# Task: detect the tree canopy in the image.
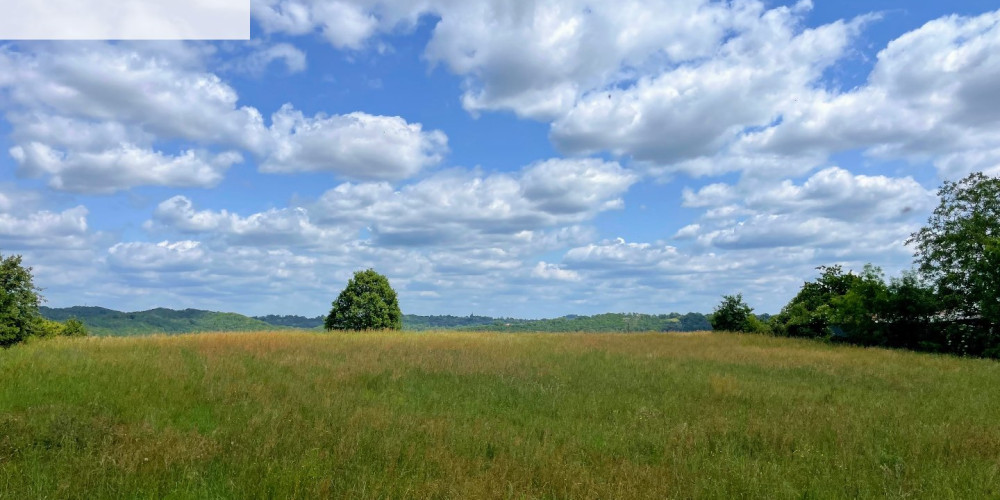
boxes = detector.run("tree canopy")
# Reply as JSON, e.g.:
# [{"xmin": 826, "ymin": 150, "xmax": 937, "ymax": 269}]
[
  {"xmin": 908, "ymin": 172, "xmax": 1000, "ymax": 326},
  {"xmin": 325, "ymin": 269, "xmax": 402, "ymax": 331},
  {"xmin": 710, "ymin": 293, "xmax": 754, "ymax": 332},
  {"xmin": 769, "ymin": 265, "xmax": 887, "ymax": 341},
  {"xmin": 0, "ymin": 253, "xmax": 42, "ymax": 348}
]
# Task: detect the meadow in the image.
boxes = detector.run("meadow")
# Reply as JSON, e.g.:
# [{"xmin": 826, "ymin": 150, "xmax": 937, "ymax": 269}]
[{"xmin": 1, "ymin": 331, "xmax": 999, "ymax": 498}]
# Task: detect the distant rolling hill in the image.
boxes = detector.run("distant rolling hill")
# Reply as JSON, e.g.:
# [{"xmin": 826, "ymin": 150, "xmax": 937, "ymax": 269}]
[
  {"xmin": 253, "ymin": 313, "xmax": 714, "ymax": 332},
  {"xmin": 40, "ymin": 306, "xmax": 277, "ymax": 337},
  {"xmin": 40, "ymin": 307, "xmax": 714, "ymax": 336},
  {"xmin": 252, "ymin": 314, "xmax": 325, "ymax": 329}
]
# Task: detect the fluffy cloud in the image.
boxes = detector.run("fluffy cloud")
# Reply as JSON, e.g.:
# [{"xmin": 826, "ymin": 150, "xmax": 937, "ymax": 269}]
[
  {"xmin": 531, "ymin": 168, "xmax": 939, "ymax": 313},
  {"xmin": 146, "ymin": 158, "xmax": 632, "ymax": 253},
  {"xmin": 0, "ymin": 185, "xmax": 108, "ymax": 304},
  {"xmin": 0, "ymin": 43, "xmax": 266, "ymax": 147},
  {"xmin": 681, "ymin": 167, "xmax": 936, "ymax": 222},
  {"xmin": 246, "ymin": 2, "xmax": 1000, "ymax": 182},
  {"xmin": 550, "ymin": 6, "xmax": 863, "ymax": 168},
  {"xmin": 10, "ymin": 142, "xmax": 241, "ymax": 194},
  {"xmin": 260, "ymin": 105, "xmax": 448, "ymax": 180},
  {"xmin": 0, "ymin": 205, "xmax": 90, "ymax": 250},
  {"xmin": 123, "ymin": 157, "xmax": 636, "ymax": 314},
  {"xmin": 250, "ymin": 0, "xmax": 833, "ymax": 125},
  {"xmin": 149, "ymin": 195, "xmax": 351, "ymax": 248},
  {"xmin": 0, "ymin": 42, "xmax": 447, "ymax": 191},
  {"xmin": 558, "ymin": 237, "xmax": 818, "ymax": 312},
  {"xmin": 741, "ymin": 9, "xmax": 1000, "ymax": 179},
  {"xmin": 8, "ymin": 3, "xmax": 1000, "ymax": 319},
  {"xmin": 107, "ymin": 240, "xmax": 207, "ymax": 273},
  {"xmin": 104, "ymin": 240, "xmax": 326, "ymax": 313},
  {"xmin": 672, "ymin": 168, "xmax": 934, "ymax": 266},
  {"xmin": 108, "ymin": 239, "xmax": 327, "ymax": 284},
  {"xmin": 311, "ymin": 158, "xmax": 636, "ymax": 247},
  {"xmin": 227, "ymin": 42, "xmax": 308, "ymax": 75},
  {"xmin": 531, "ymin": 261, "xmax": 580, "ymax": 282}
]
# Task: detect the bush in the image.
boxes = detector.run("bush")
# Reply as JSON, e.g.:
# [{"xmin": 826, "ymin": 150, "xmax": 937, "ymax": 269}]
[
  {"xmin": 35, "ymin": 318, "xmax": 63, "ymax": 338},
  {"xmin": 33, "ymin": 317, "xmax": 89, "ymax": 339},
  {"xmin": 62, "ymin": 318, "xmax": 88, "ymax": 337},
  {"xmin": 743, "ymin": 314, "xmax": 771, "ymax": 334},
  {"xmin": 325, "ymin": 269, "xmax": 403, "ymax": 331}
]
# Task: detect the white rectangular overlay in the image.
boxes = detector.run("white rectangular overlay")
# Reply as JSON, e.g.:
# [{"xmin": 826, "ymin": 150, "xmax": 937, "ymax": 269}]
[{"xmin": 0, "ymin": 0, "xmax": 249, "ymax": 40}]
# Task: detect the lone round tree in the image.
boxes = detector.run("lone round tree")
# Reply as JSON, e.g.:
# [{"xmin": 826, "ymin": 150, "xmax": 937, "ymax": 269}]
[{"xmin": 325, "ymin": 269, "xmax": 402, "ymax": 331}]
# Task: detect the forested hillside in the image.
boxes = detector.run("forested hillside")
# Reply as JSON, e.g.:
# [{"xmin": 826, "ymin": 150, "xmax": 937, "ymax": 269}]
[
  {"xmin": 253, "ymin": 314, "xmax": 325, "ymax": 329},
  {"xmin": 259, "ymin": 312, "xmax": 713, "ymax": 332},
  {"xmin": 39, "ymin": 306, "xmax": 276, "ymax": 336},
  {"xmin": 402, "ymin": 314, "xmax": 503, "ymax": 330}
]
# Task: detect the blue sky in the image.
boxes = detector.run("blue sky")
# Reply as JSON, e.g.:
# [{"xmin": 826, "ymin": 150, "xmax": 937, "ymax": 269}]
[{"xmin": 2, "ymin": 1, "xmax": 999, "ymax": 318}]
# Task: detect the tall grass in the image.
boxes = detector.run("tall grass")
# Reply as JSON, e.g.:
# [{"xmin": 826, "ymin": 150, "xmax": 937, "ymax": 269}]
[{"xmin": 1, "ymin": 331, "xmax": 999, "ymax": 498}]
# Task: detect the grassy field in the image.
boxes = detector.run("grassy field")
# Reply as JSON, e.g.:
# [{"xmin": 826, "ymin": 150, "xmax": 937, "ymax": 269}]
[{"xmin": 1, "ymin": 331, "xmax": 999, "ymax": 499}]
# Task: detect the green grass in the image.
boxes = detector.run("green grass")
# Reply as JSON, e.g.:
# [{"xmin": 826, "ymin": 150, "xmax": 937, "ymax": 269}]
[{"xmin": 2, "ymin": 331, "xmax": 999, "ymax": 498}]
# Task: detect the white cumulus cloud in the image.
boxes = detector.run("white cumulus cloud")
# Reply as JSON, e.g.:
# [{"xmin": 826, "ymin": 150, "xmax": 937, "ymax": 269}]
[{"xmin": 260, "ymin": 104, "xmax": 448, "ymax": 180}]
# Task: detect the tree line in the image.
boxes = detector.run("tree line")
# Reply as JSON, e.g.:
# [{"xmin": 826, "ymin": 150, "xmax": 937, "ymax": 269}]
[
  {"xmin": 712, "ymin": 172, "xmax": 1000, "ymax": 359},
  {"xmin": 321, "ymin": 270, "xmax": 714, "ymax": 333},
  {"xmin": 465, "ymin": 312, "xmax": 711, "ymax": 333}
]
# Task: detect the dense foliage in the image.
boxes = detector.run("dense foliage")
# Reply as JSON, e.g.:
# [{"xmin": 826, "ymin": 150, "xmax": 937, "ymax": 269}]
[
  {"xmin": 768, "ymin": 265, "xmax": 886, "ymax": 342},
  {"xmin": 1, "ymin": 253, "xmax": 86, "ymax": 347},
  {"xmin": 325, "ymin": 269, "xmax": 403, "ymax": 331},
  {"xmin": 726, "ymin": 172, "xmax": 1000, "ymax": 358},
  {"xmin": 35, "ymin": 318, "xmax": 88, "ymax": 338},
  {"xmin": 768, "ymin": 263, "xmax": 999, "ymax": 357},
  {"xmin": 710, "ymin": 294, "xmax": 759, "ymax": 333},
  {"xmin": 908, "ymin": 172, "xmax": 1000, "ymax": 351}
]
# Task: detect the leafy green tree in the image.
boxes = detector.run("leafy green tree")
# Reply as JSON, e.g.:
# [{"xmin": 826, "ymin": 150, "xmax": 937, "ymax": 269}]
[
  {"xmin": 771, "ymin": 265, "xmax": 867, "ymax": 339},
  {"xmin": 325, "ymin": 269, "xmax": 403, "ymax": 331},
  {"xmin": 907, "ymin": 172, "xmax": 1000, "ymax": 351},
  {"xmin": 710, "ymin": 293, "xmax": 754, "ymax": 332},
  {"xmin": 828, "ymin": 265, "xmax": 890, "ymax": 345},
  {"xmin": 0, "ymin": 253, "xmax": 42, "ymax": 348}
]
